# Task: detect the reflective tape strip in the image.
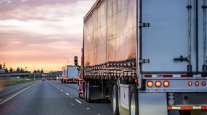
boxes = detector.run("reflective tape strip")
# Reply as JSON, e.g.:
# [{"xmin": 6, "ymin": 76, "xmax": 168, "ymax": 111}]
[
  {"xmin": 181, "ymin": 74, "xmax": 193, "ymax": 77},
  {"xmin": 193, "ymin": 106, "xmax": 201, "ymax": 109},
  {"xmin": 152, "ymin": 75, "xmax": 157, "ymax": 78},
  {"xmin": 180, "ymin": 106, "xmax": 193, "ymax": 110},
  {"xmin": 163, "ymin": 74, "xmax": 173, "ymax": 77},
  {"xmin": 168, "ymin": 106, "xmax": 207, "ymax": 110},
  {"xmin": 173, "ymin": 74, "xmax": 182, "ymax": 78},
  {"xmin": 201, "ymin": 106, "xmax": 207, "ymax": 110},
  {"xmin": 172, "ymin": 107, "xmax": 181, "ymax": 110},
  {"xmin": 144, "ymin": 74, "xmax": 199, "ymax": 78},
  {"xmin": 144, "ymin": 74, "xmax": 152, "ymax": 77},
  {"xmin": 168, "ymin": 106, "xmax": 181, "ymax": 110}
]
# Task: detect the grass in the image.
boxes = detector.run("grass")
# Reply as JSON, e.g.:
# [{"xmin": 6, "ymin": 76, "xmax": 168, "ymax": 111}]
[{"xmin": 0, "ymin": 77, "xmax": 34, "ymax": 87}]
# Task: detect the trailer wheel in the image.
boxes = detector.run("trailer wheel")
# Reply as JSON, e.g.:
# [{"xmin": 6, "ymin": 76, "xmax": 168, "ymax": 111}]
[
  {"xmin": 129, "ymin": 86, "xmax": 138, "ymax": 115},
  {"xmin": 112, "ymin": 84, "xmax": 119, "ymax": 115},
  {"xmin": 84, "ymin": 82, "xmax": 87, "ymax": 100}
]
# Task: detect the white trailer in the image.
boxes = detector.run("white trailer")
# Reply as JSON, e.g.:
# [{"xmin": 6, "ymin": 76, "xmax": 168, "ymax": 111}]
[
  {"xmin": 61, "ymin": 65, "xmax": 80, "ymax": 83},
  {"xmin": 82, "ymin": 0, "xmax": 207, "ymax": 115}
]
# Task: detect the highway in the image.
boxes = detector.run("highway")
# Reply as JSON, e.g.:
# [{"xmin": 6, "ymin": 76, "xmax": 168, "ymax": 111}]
[{"xmin": 0, "ymin": 80, "xmax": 112, "ymax": 115}]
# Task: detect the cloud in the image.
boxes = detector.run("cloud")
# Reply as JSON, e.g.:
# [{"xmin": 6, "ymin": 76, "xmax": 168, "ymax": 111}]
[
  {"xmin": 0, "ymin": 0, "xmax": 95, "ymax": 21},
  {"xmin": 0, "ymin": 0, "xmax": 96, "ymax": 71}
]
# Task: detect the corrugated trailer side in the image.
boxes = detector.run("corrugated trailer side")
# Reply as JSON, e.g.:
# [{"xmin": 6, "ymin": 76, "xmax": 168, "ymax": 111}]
[{"xmin": 83, "ymin": 0, "xmax": 137, "ymax": 80}]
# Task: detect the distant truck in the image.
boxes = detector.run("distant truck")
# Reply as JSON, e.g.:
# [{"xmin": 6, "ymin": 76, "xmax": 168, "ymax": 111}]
[
  {"xmin": 61, "ymin": 65, "xmax": 80, "ymax": 84},
  {"xmin": 80, "ymin": 0, "xmax": 207, "ymax": 115}
]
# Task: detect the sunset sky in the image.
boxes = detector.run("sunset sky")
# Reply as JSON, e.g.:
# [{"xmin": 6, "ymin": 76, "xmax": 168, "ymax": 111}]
[{"xmin": 0, "ymin": 0, "xmax": 95, "ymax": 72}]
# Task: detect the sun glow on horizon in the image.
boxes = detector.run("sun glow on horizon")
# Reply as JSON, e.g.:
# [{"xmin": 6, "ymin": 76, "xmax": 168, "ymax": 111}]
[{"xmin": 3, "ymin": 62, "xmax": 67, "ymax": 72}]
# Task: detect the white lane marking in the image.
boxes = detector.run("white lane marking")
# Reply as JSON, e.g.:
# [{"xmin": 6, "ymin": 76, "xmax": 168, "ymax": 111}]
[
  {"xmin": 49, "ymin": 83, "xmax": 67, "ymax": 95},
  {"xmin": 75, "ymin": 98, "xmax": 82, "ymax": 104},
  {"xmin": 0, "ymin": 85, "xmax": 33, "ymax": 105},
  {"xmin": 86, "ymin": 107, "xmax": 91, "ymax": 111},
  {"xmin": 97, "ymin": 113, "xmax": 101, "ymax": 115},
  {"xmin": 65, "ymin": 93, "xmax": 70, "ymax": 96},
  {"xmin": 50, "ymin": 84, "xmax": 62, "ymax": 93},
  {"xmin": 49, "ymin": 83, "xmax": 72, "ymax": 98}
]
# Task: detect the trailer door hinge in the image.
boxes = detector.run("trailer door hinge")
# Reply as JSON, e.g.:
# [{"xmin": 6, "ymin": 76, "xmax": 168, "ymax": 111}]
[
  {"xmin": 173, "ymin": 55, "xmax": 189, "ymax": 63},
  {"xmin": 139, "ymin": 22, "xmax": 151, "ymax": 28},
  {"xmin": 202, "ymin": 5, "xmax": 207, "ymax": 9},
  {"xmin": 140, "ymin": 58, "xmax": 150, "ymax": 64}
]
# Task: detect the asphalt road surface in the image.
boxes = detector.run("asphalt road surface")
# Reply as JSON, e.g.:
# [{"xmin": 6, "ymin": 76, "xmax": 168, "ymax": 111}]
[{"xmin": 0, "ymin": 80, "xmax": 112, "ymax": 115}]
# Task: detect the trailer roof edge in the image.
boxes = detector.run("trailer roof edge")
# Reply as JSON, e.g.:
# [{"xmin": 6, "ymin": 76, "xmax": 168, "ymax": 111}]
[{"xmin": 84, "ymin": 0, "xmax": 103, "ymax": 22}]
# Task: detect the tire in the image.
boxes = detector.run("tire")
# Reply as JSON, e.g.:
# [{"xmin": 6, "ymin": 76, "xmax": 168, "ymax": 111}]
[
  {"xmin": 85, "ymin": 81, "xmax": 91, "ymax": 102},
  {"xmin": 84, "ymin": 82, "xmax": 87, "ymax": 100},
  {"xmin": 112, "ymin": 84, "xmax": 119, "ymax": 115},
  {"xmin": 129, "ymin": 86, "xmax": 138, "ymax": 115}
]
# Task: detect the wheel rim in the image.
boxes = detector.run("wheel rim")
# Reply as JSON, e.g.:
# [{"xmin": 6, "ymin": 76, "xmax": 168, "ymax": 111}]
[{"xmin": 130, "ymin": 94, "xmax": 136, "ymax": 115}]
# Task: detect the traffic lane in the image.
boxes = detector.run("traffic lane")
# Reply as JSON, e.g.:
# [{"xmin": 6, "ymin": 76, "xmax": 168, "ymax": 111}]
[
  {"xmin": 0, "ymin": 81, "xmax": 85, "ymax": 115},
  {"xmin": 0, "ymin": 80, "xmax": 108, "ymax": 115},
  {"xmin": 49, "ymin": 80, "xmax": 79, "ymax": 97},
  {"xmin": 50, "ymin": 80, "xmax": 113, "ymax": 115},
  {"xmin": 0, "ymin": 81, "xmax": 35, "ymax": 99}
]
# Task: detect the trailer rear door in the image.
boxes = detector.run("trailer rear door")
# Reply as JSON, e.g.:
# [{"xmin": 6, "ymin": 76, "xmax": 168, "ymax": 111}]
[
  {"xmin": 141, "ymin": 0, "xmax": 196, "ymax": 73},
  {"xmin": 198, "ymin": 0, "xmax": 207, "ymax": 73}
]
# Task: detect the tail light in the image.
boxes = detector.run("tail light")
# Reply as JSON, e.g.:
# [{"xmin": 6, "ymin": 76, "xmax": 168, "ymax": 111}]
[
  {"xmin": 163, "ymin": 81, "xmax": 170, "ymax": 87},
  {"xmin": 195, "ymin": 81, "xmax": 199, "ymax": 86},
  {"xmin": 146, "ymin": 81, "xmax": 153, "ymax": 87},
  {"xmin": 188, "ymin": 81, "xmax": 193, "ymax": 87},
  {"xmin": 202, "ymin": 81, "xmax": 206, "ymax": 86},
  {"xmin": 155, "ymin": 81, "xmax": 162, "ymax": 87}
]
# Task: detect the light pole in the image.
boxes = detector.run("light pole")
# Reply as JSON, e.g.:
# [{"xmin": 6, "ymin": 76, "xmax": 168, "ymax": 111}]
[
  {"xmin": 33, "ymin": 71, "xmax": 35, "ymax": 80},
  {"xmin": 33, "ymin": 66, "xmax": 36, "ymax": 80}
]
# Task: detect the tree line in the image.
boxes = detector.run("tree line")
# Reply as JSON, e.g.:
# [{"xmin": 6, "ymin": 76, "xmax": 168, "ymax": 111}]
[{"xmin": 0, "ymin": 63, "xmax": 29, "ymax": 73}]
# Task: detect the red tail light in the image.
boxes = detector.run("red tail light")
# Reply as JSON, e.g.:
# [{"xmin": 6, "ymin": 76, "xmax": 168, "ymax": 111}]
[
  {"xmin": 195, "ymin": 81, "xmax": 199, "ymax": 86},
  {"xmin": 201, "ymin": 81, "xmax": 206, "ymax": 86}
]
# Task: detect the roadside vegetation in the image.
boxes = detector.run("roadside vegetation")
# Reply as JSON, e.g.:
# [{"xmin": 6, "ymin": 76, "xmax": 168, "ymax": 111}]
[{"xmin": 0, "ymin": 77, "xmax": 34, "ymax": 87}]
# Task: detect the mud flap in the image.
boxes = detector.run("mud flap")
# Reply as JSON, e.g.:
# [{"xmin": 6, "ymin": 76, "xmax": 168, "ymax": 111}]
[{"xmin": 138, "ymin": 93, "xmax": 168, "ymax": 115}]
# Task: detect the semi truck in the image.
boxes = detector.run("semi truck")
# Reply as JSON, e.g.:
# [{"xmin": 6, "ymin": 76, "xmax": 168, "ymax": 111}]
[
  {"xmin": 80, "ymin": 0, "xmax": 207, "ymax": 115},
  {"xmin": 61, "ymin": 65, "xmax": 80, "ymax": 84}
]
